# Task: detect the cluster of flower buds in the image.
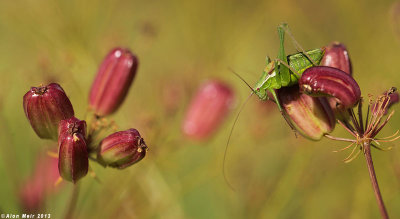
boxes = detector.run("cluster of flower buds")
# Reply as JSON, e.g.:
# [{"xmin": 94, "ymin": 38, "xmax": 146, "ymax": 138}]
[
  {"xmin": 277, "ymin": 42, "xmax": 399, "ymax": 142},
  {"xmin": 182, "ymin": 80, "xmax": 235, "ymax": 141},
  {"xmin": 23, "ymin": 47, "xmax": 147, "ymax": 183},
  {"xmin": 275, "ymin": 42, "xmax": 360, "ymax": 140}
]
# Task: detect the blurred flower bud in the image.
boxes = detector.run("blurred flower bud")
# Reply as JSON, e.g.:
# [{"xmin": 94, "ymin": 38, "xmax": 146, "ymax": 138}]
[
  {"xmin": 58, "ymin": 118, "xmax": 88, "ymax": 183},
  {"xmin": 23, "ymin": 83, "xmax": 74, "ymax": 140},
  {"xmin": 89, "ymin": 48, "xmax": 138, "ymax": 116},
  {"xmin": 98, "ymin": 129, "xmax": 147, "ymax": 169},
  {"xmin": 321, "ymin": 42, "xmax": 352, "ymax": 75},
  {"xmin": 277, "ymin": 85, "xmax": 336, "ymax": 140},
  {"xmin": 19, "ymin": 151, "xmax": 62, "ymax": 212},
  {"xmin": 182, "ymin": 80, "xmax": 235, "ymax": 141},
  {"xmin": 300, "ymin": 66, "xmax": 361, "ymax": 109}
]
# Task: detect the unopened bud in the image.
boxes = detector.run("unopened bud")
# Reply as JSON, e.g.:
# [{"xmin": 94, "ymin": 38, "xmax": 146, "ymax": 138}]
[
  {"xmin": 277, "ymin": 85, "xmax": 335, "ymax": 140},
  {"xmin": 23, "ymin": 83, "xmax": 74, "ymax": 140},
  {"xmin": 300, "ymin": 66, "xmax": 361, "ymax": 109},
  {"xmin": 98, "ymin": 129, "xmax": 147, "ymax": 169},
  {"xmin": 321, "ymin": 42, "xmax": 353, "ymax": 120},
  {"xmin": 89, "ymin": 48, "xmax": 138, "ymax": 116},
  {"xmin": 58, "ymin": 116, "xmax": 87, "ymax": 146},
  {"xmin": 321, "ymin": 42, "xmax": 352, "ymax": 75},
  {"xmin": 182, "ymin": 80, "xmax": 235, "ymax": 141},
  {"xmin": 58, "ymin": 118, "xmax": 88, "ymax": 183}
]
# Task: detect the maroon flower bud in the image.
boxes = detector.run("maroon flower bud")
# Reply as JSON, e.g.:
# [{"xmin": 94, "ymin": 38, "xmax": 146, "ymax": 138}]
[
  {"xmin": 182, "ymin": 80, "xmax": 235, "ymax": 141},
  {"xmin": 277, "ymin": 85, "xmax": 335, "ymax": 140},
  {"xmin": 98, "ymin": 129, "xmax": 147, "ymax": 169},
  {"xmin": 58, "ymin": 118, "xmax": 88, "ymax": 183},
  {"xmin": 321, "ymin": 42, "xmax": 353, "ymax": 121},
  {"xmin": 23, "ymin": 83, "xmax": 74, "ymax": 140},
  {"xmin": 58, "ymin": 116, "xmax": 87, "ymax": 146},
  {"xmin": 299, "ymin": 66, "xmax": 361, "ymax": 109},
  {"xmin": 321, "ymin": 42, "xmax": 352, "ymax": 75},
  {"xmin": 89, "ymin": 48, "xmax": 138, "ymax": 116}
]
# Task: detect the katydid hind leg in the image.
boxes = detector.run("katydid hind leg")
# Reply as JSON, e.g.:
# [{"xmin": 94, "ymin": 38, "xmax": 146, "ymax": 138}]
[
  {"xmin": 280, "ymin": 23, "xmax": 318, "ymax": 66},
  {"xmin": 276, "ymin": 24, "xmax": 291, "ymax": 86},
  {"xmin": 269, "ymin": 89, "xmax": 298, "ymax": 136}
]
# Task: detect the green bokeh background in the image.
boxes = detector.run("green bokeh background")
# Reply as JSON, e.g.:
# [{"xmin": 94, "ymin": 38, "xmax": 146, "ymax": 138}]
[{"xmin": 1, "ymin": 0, "xmax": 400, "ymax": 218}]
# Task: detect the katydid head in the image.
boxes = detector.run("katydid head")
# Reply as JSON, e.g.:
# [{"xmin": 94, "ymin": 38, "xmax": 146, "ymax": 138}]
[{"xmin": 254, "ymin": 87, "xmax": 268, "ymax": 101}]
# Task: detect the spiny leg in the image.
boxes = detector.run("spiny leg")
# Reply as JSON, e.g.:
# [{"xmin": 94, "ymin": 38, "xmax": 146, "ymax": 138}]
[
  {"xmin": 278, "ymin": 23, "xmax": 318, "ymax": 66},
  {"xmin": 276, "ymin": 24, "xmax": 290, "ymax": 85}
]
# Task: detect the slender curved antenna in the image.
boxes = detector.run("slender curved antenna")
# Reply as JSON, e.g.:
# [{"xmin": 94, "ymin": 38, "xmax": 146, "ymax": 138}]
[
  {"xmin": 279, "ymin": 23, "xmax": 318, "ymax": 66},
  {"xmin": 223, "ymin": 93, "xmax": 253, "ymax": 191},
  {"xmin": 228, "ymin": 67, "xmax": 256, "ymax": 93}
]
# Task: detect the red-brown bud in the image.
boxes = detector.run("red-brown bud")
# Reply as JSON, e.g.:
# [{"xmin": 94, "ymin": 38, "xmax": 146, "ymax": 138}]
[
  {"xmin": 58, "ymin": 116, "xmax": 87, "ymax": 146},
  {"xmin": 182, "ymin": 80, "xmax": 235, "ymax": 141},
  {"xmin": 321, "ymin": 42, "xmax": 353, "ymax": 121},
  {"xmin": 23, "ymin": 83, "xmax": 74, "ymax": 140},
  {"xmin": 299, "ymin": 66, "xmax": 361, "ymax": 109},
  {"xmin": 277, "ymin": 85, "xmax": 336, "ymax": 140},
  {"xmin": 89, "ymin": 48, "xmax": 138, "ymax": 116},
  {"xmin": 98, "ymin": 129, "xmax": 147, "ymax": 169},
  {"xmin": 321, "ymin": 42, "xmax": 352, "ymax": 75},
  {"xmin": 58, "ymin": 117, "xmax": 88, "ymax": 183}
]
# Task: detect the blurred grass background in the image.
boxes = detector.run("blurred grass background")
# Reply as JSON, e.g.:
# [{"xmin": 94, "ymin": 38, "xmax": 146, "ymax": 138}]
[{"xmin": 1, "ymin": 0, "xmax": 400, "ymax": 218}]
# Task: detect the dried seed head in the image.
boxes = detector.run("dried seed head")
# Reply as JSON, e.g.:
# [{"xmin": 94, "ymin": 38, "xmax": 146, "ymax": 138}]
[
  {"xmin": 277, "ymin": 85, "xmax": 335, "ymax": 140},
  {"xmin": 372, "ymin": 87, "xmax": 399, "ymax": 115},
  {"xmin": 89, "ymin": 48, "xmax": 138, "ymax": 116},
  {"xmin": 299, "ymin": 66, "xmax": 361, "ymax": 109},
  {"xmin": 23, "ymin": 83, "xmax": 74, "ymax": 140},
  {"xmin": 98, "ymin": 129, "xmax": 147, "ymax": 169},
  {"xmin": 58, "ymin": 117, "xmax": 88, "ymax": 183},
  {"xmin": 182, "ymin": 80, "xmax": 235, "ymax": 141}
]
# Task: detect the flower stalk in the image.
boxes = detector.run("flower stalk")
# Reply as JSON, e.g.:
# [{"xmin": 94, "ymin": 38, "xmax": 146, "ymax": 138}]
[
  {"xmin": 323, "ymin": 88, "xmax": 399, "ymax": 218},
  {"xmin": 363, "ymin": 140, "xmax": 389, "ymax": 219}
]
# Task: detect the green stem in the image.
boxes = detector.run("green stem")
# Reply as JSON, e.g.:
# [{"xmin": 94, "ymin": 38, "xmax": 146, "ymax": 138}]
[
  {"xmin": 64, "ymin": 184, "xmax": 80, "ymax": 219},
  {"xmin": 363, "ymin": 141, "xmax": 389, "ymax": 219}
]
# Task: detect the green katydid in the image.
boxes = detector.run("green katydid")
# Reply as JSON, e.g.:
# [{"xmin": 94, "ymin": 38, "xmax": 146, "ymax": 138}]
[
  {"xmin": 249, "ymin": 23, "xmax": 325, "ymax": 112},
  {"xmin": 224, "ymin": 23, "xmax": 325, "ymax": 189}
]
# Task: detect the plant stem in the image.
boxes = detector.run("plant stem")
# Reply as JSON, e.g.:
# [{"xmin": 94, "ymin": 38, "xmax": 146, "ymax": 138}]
[
  {"xmin": 64, "ymin": 184, "xmax": 80, "ymax": 219},
  {"xmin": 363, "ymin": 141, "xmax": 389, "ymax": 219}
]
